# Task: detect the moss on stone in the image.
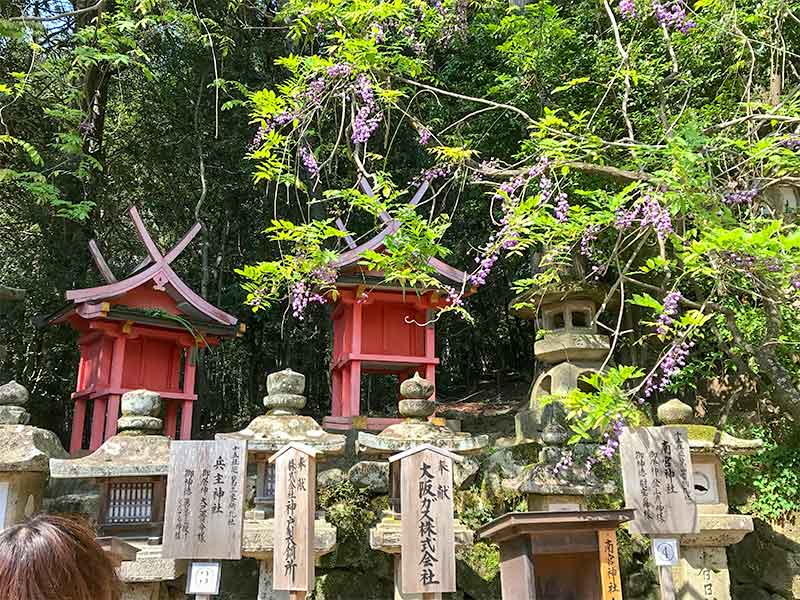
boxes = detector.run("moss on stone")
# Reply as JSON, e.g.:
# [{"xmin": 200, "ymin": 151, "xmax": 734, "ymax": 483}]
[{"xmin": 680, "ymin": 424, "xmax": 719, "ymax": 441}]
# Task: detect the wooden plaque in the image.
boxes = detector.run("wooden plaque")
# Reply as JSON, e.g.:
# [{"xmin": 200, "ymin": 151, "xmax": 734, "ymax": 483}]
[
  {"xmin": 271, "ymin": 443, "xmax": 317, "ymax": 592},
  {"xmin": 619, "ymin": 427, "xmax": 699, "ymax": 535},
  {"xmin": 162, "ymin": 439, "xmax": 247, "ymax": 560},
  {"xmin": 598, "ymin": 529, "xmax": 623, "ymax": 600},
  {"xmin": 398, "ymin": 447, "xmax": 457, "ymax": 594}
]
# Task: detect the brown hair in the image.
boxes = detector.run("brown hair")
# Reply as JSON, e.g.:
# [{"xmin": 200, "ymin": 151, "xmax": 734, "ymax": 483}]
[{"xmin": 0, "ymin": 513, "xmax": 120, "ymax": 600}]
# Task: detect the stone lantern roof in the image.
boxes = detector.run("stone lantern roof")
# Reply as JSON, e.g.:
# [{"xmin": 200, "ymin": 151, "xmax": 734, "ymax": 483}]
[
  {"xmin": 357, "ymin": 373, "xmax": 489, "ymax": 457},
  {"xmin": 50, "ymin": 389, "xmax": 170, "ymax": 479},
  {"xmin": 217, "ymin": 369, "xmax": 346, "ymax": 457},
  {"xmin": 657, "ymin": 398, "xmax": 763, "ymax": 456},
  {"xmin": 0, "ymin": 381, "xmax": 67, "ymax": 472}
]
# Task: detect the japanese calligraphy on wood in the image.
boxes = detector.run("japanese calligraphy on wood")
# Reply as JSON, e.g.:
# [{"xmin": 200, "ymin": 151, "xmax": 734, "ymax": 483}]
[
  {"xmin": 162, "ymin": 439, "xmax": 247, "ymax": 560},
  {"xmin": 619, "ymin": 427, "xmax": 699, "ymax": 535},
  {"xmin": 598, "ymin": 529, "xmax": 623, "ymax": 600},
  {"xmin": 392, "ymin": 444, "xmax": 462, "ymax": 595},
  {"xmin": 271, "ymin": 443, "xmax": 317, "ymax": 593}
]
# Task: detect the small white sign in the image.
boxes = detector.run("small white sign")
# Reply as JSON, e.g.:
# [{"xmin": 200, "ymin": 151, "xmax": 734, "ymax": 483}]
[
  {"xmin": 0, "ymin": 481, "xmax": 9, "ymax": 529},
  {"xmin": 186, "ymin": 562, "xmax": 221, "ymax": 595},
  {"xmin": 652, "ymin": 538, "xmax": 680, "ymax": 566}
]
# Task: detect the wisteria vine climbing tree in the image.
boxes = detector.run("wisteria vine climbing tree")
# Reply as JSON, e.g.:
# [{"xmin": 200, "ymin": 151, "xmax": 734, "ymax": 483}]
[{"xmin": 234, "ymin": 0, "xmax": 800, "ymax": 461}]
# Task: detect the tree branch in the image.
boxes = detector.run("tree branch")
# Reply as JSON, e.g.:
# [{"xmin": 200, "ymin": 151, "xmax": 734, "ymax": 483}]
[
  {"xmin": 480, "ymin": 160, "xmax": 653, "ymax": 182},
  {"xmin": 394, "ymin": 76, "xmax": 536, "ymax": 126},
  {"xmin": 9, "ymin": 0, "xmax": 104, "ymax": 22}
]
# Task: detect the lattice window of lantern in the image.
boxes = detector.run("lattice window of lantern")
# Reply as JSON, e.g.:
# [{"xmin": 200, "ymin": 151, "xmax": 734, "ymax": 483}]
[
  {"xmin": 105, "ymin": 481, "xmax": 155, "ymax": 524},
  {"xmin": 262, "ymin": 463, "xmax": 276, "ymax": 500}
]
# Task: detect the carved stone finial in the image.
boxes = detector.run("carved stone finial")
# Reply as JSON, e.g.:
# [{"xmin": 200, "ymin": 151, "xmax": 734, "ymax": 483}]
[
  {"xmin": 264, "ymin": 369, "xmax": 306, "ymax": 415},
  {"xmin": 0, "ymin": 380, "xmax": 30, "ymax": 425},
  {"xmin": 117, "ymin": 389, "xmax": 163, "ymax": 435},
  {"xmin": 398, "ymin": 373, "xmax": 435, "ymax": 420},
  {"xmin": 657, "ymin": 398, "xmax": 694, "ymax": 425}
]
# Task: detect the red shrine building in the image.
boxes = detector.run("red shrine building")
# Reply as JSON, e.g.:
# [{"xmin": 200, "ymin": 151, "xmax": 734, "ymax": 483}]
[
  {"xmin": 47, "ymin": 207, "xmax": 242, "ymax": 453},
  {"xmin": 323, "ymin": 178, "xmax": 470, "ymax": 432}
]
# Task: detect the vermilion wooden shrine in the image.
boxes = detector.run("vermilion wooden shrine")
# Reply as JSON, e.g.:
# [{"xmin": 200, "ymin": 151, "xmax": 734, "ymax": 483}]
[
  {"xmin": 47, "ymin": 207, "xmax": 242, "ymax": 453},
  {"xmin": 322, "ymin": 179, "xmax": 470, "ymax": 432}
]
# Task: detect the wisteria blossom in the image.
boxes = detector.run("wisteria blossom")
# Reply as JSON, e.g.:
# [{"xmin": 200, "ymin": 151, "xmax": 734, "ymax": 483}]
[
  {"xmin": 642, "ymin": 339, "xmax": 694, "ymax": 398},
  {"xmin": 554, "ymin": 193, "xmax": 569, "ymax": 223},
  {"xmin": 656, "ymin": 291, "xmax": 682, "ymax": 335}
]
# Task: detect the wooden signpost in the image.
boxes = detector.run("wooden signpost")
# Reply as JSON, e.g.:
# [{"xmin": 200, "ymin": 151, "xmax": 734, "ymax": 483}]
[
  {"xmin": 598, "ymin": 529, "xmax": 624, "ymax": 600},
  {"xmin": 162, "ymin": 439, "xmax": 247, "ymax": 561},
  {"xmin": 619, "ymin": 426, "xmax": 699, "ymax": 600},
  {"xmin": 390, "ymin": 443, "xmax": 463, "ymax": 597},
  {"xmin": 270, "ymin": 442, "xmax": 317, "ymax": 600}
]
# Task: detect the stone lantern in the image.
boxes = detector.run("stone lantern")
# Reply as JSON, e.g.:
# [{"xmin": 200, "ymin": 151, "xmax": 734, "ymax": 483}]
[
  {"xmin": 217, "ymin": 369, "xmax": 345, "ymax": 600},
  {"xmin": 513, "ymin": 284, "xmax": 611, "ymax": 442},
  {"xmin": 50, "ymin": 389, "xmax": 186, "ymax": 600},
  {"xmin": 357, "ymin": 374, "xmax": 487, "ymax": 600},
  {"xmin": 658, "ymin": 399, "xmax": 763, "ymax": 600},
  {"xmin": 0, "ymin": 380, "xmax": 67, "ymax": 528}
]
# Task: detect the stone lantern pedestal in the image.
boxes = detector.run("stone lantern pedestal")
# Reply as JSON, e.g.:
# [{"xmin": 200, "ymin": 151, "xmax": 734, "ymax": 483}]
[
  {"xmin": 0, "ymin": 380, "xmax": 67, "ymax": 528},
  {"xmin": 658, "ymin": 399, "xmax": 763, "ymax": 600},
  {"xmin": 217, "ymin": 369, "xmax": 346, "ymax": 600},
  {"xmin": 370, "ymin": 509, "xmax": 474, "ymax": 600},
  {"xmin": 357, "ymin": 375, "xmax": 486, "ymax": 599}
]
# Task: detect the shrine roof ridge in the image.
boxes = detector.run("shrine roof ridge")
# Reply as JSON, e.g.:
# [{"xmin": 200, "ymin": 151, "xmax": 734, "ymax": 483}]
[
  {"xmin": 331, "ymin": 177, "xmax": 468, "ymax": 287},
  {"xmin": 59, "ymin": 206, "xmax": 238, "ymax": 328}
]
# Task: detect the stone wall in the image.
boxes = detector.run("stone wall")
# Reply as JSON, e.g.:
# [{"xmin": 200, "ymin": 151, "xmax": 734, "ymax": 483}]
[{"xmin": 729, "ymin": 516, "xmax": 800, "ymax": 599}]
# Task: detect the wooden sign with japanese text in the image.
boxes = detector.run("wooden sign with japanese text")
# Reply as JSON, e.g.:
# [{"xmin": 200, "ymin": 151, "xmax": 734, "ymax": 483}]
[
  {"xmin": 162, "ymin": 439, "xmax": 247, "ymax": 560},
  {"xmin": 397, "ymin": 446, "xmax": 458, "ymax": 594},
  {"xmin": 271, "ymin": 443, "xmax": 317, "ymax": 592},
  {"xmin": 619, "ymin": 427, "xmax": 699, "ymax": 535},
  {"xmin": 598, "ymin": 529, "xmax": 623, "ymax": 600}
]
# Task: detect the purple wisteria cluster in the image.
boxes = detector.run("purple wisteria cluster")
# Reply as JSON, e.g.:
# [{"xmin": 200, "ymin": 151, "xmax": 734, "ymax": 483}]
[
  {"xmin": 469, "ymin": 253, "xmax": 498, "ymax": 287},
  {"xmin": 642, "ymin": 339, "xmax": 694, "ymax": 398},
  {"xmin": 614, "ymin": 195, "xmax": 673, "ymax": 240},
  {"xmin": 299, "ymin": 146, "xmax": 319, "ymax": 177},
  {"xmin": 352, "ymin": 74, "xmax": 382, "ymax": 144},
  {"xmin": 656, "ymin": 290, "xmax": 682, "ymax": 335},
  {"xmin": 290, "ymin": 281, "xmax": 327, "ymax": 320},
  {"xmin": 443, "ymin": 285, "xmax": 464, "ymax": 308},
  {"xmin": 586, "ymin": 416, "xmax": 626, "ymax": 470},
  {"xmin": 249, "ymin": 111, "xmax": 296, "ymax": 150},
  {"xmin": 554, "ymin": 193, "xmax": 569, "ymax": 223},
  {"xmin": 419, "ymin": 127, "xmax": 432, "ymax": 146},
  {"xmin": 467, "ymin": 157, "xmax": 555, "ymax": 287},
  {"xmin": 618, "ymin": 0, "xmax": 695, "ymax": 32},
  {"xmin": 653, "ymin": 1, "xmax": 696, "ymax": 32},
  {"xmin": 552, "ymin": 450, "xmax": 574, "ymax": 476},
  {"xmin": 289, "ymin": 266, "xmax": 338, "ymax": 319},
  {"xmin": 580, "ymin": 224, "xmax": 600, "ymax": 257},
  {"xmin": 414, "ymin": 163, "xmax": 453, "ymax": 185},
  {"xmin": 723, "ymin": 187, "xmax": 758, "ymax": 205},
  {"xmin": 782, "ymin": 135, "xmax": 800, "ymax": 151},
  {"xmin": 620, "ymin": 0, "xmax": 637, "ymax": 18}
]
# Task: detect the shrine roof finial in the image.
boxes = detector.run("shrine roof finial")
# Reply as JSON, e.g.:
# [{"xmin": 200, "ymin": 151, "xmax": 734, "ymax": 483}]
[
  {"xmin": 331, "ymin": 177, "xmax": 468, "ymax": 288},
  {"xmin": 61, "ymin": 206, "xmax": 237, "ymax": 327}
]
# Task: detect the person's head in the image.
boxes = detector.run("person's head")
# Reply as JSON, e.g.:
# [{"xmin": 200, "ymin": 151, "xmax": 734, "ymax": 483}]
[{"xmin": 0, "ymin": 513, "xmax": 120, "ymax": 600}]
